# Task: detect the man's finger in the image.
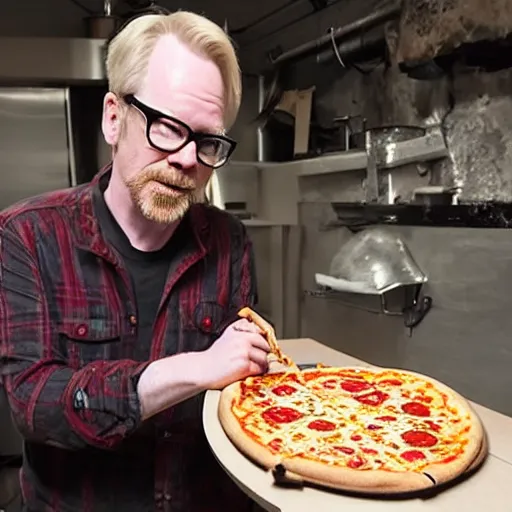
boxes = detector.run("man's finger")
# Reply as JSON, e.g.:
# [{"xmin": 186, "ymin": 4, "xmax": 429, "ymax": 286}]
[{"xmin": 232, "ymin": 318, "xmax": 264, "ymax": 334}]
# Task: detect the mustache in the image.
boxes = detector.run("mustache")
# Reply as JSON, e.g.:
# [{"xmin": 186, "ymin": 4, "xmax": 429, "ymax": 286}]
[{"xmin": 134, "ymin": 167, "xmax": 196, "ymax": 190}]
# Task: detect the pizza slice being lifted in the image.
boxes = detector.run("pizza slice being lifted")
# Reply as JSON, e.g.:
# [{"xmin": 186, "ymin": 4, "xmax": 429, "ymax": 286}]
[{"xmin": 237, "ymin": 307, "xmax": 299, "ymax": 372}]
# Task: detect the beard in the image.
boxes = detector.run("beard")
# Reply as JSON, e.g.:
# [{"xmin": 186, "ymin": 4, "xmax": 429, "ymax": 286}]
[{"xmin": 124, "ymin": 163, "xmax": 204, "ymax": 224}]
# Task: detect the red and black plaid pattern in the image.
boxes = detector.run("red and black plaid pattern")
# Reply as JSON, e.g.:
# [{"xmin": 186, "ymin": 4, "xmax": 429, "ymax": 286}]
[{"xmin": 0, "ymin": 168, "xmax": 257, "ymax": 511}]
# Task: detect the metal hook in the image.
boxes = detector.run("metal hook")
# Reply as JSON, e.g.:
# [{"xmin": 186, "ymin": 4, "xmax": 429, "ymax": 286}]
[{"xmin": 329, "ymin": 27, "xmax": 346, "ymax": 68}]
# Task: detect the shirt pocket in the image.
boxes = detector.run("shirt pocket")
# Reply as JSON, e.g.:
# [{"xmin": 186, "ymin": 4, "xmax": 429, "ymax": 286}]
[
  {"xmin": 180, "ymin": 300, "xmax": 234, "ymax": 353},
  {"xmin": 57, "ymin": 317, "xmax": 123, "ymax": 369}
]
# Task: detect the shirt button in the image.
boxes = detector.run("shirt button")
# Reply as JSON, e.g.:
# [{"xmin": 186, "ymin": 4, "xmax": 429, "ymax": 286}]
[
  {"xmin": 155, "ymin": 492, "xmax": 163, "ymax": 500},
  {"xmin": 129, "ymin": 315, "xmax": 137, "ymax": 326},
  {"xmin": 76, "ymin": 325, "xmax": 88, "ymax": 337},
  {"xmin": 164, "ymin": 493, "xmax": 172, "ymax": 501},
  {"xmin": 201, "ymin": 316, "xmax": 212, "ymax": 331}
]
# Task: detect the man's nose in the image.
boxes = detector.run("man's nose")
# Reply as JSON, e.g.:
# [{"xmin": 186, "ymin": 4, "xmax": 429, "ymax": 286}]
[{"xmin": 167, "ymin": 141, "xmax": 198, "ymax": 170}]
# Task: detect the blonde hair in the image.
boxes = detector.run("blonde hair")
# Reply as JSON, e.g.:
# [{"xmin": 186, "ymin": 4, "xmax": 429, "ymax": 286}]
[{"xmin": 106, "ymin": 11, "xmax": 241, "ymax": 129}]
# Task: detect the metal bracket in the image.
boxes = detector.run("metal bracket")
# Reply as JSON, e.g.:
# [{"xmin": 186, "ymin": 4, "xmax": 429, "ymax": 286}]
[{"xmin": 305, "ymin": 285, "xmax": 433, "ymax": 335}]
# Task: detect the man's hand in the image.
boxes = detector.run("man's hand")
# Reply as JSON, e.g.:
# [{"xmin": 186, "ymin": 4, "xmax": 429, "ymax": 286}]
[
  {"xmin": 138, "ymin": 319, "xmax": 271, "ymax": 420},
  {"xmin": 201, "ymin": 318, "xmax": 271, "ymax": 389}
]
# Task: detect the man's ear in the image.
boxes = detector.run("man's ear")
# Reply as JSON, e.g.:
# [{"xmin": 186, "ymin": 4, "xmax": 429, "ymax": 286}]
[{"xmin": 101, "ymin": 92, "xmax": 124, "ymax": 146}]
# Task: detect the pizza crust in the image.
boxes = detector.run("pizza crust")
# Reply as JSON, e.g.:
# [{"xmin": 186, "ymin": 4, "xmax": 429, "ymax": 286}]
[
  {"xmin": 275, "ymin": 456, "xmax": 433, "ymax": 492},
  {"xmin": 217, "ymin": 366, "xmax": 487, "ymax": 495},
  {"xmin": 273, "ymin": 434, "xmax": 487, "ymax": 494},
  {"xmin": 218, "ymin": 382, "xmax": 282, "ymax": 469}
]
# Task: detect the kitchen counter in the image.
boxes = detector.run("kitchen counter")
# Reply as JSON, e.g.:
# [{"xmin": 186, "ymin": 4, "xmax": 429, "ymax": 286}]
[{"xmin": 203, "ymin": 338, "xmax": 512, "ymax": 512}]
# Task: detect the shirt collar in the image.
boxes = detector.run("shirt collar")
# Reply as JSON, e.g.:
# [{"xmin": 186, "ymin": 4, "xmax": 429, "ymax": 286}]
[{"xmin": 72, "ymin": 164, "xmax": 210, "ymax": 260}]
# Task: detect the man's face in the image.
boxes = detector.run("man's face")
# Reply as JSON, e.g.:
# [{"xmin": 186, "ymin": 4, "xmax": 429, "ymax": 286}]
[{"xmin": 103, "ymin": 34, "xmax": 226, "ymax": 224}]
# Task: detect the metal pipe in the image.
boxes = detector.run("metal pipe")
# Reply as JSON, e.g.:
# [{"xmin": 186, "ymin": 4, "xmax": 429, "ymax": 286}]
[
  {"xmin": 316, "ymin": 25, "xmax": 386, "ymax": 65},
  {"xmin": 230, "ymin": 0, "xmax": 300, "ymax": 35},
  {"xmin": 270, "ymin": 2, "xmax": 400, "ymax": 66}
]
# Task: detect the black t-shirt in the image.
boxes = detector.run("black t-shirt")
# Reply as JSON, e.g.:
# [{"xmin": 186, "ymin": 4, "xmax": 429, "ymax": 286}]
[{"xmin": 93, "ymin": 185, "xmax": 188, "ymax": 352}]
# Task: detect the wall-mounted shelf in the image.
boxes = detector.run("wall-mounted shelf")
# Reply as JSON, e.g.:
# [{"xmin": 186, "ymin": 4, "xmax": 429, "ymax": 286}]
[{"xmin": 230, "ymin": 126, "xmax": 448, "ymax": 178}]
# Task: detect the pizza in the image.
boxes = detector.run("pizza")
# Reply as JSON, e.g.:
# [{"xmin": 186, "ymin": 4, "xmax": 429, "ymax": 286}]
[{"xmin": 218, "ymin": 365, "xmax": 487, "ymax": 495}]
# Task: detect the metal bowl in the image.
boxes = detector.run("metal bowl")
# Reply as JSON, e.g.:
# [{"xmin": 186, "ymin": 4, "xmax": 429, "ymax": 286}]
[{"xmin": 328, "ymin": 227, "xmax": 427, "ymax": 293}]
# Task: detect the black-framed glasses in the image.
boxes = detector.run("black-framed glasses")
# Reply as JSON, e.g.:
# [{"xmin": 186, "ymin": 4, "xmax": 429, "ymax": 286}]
[{"xmin": 123, "ymin": 94, "xmax": 237, "ymax": 169}]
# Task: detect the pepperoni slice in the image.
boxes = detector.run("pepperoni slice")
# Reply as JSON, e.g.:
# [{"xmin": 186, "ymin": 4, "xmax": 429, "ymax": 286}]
[
  {"xmin": 401, "ymin": 450, "xmax": 426, "ymax": 462},
  {"xmin": 272, "ymin": 385, "xmax": 297, "ymax": 396},
  {"xmin": 355, "ymin": 390, "xmax": 389, "ymax": 406},
  {"xmin": 379, "ymin": 379, "xmax": 403, "ymax": 386},
  {"xmin": 268, "ymin": 439, "xmax": 282, "ymax": 452},
  {"xmin": 334, "ymin": 446, "xmax": 355, "ymax": 455},
  {"xmin": 348, "ymin": 455, "xmax": 365, "ymax": 468},
  {"xmin": 402, "ymin": 402, "xmax": 431, "ymax": 417},
  {"xmin": 375, "ymin": 416, "xmax": 397, "ymax": 422},
  {"xmin": 401, "ymin": 430, "xmax": 438, "ymax": 448},
  {"xmin": 262, "ymin": 406, "xmax": 303, "ymax": 424},
  {"xmin": 308, "ymin": 419, "xmax": 336, "ymax": 431},
  {"xmin": 367, "ymin": 424, "xmax": 383, "ymax": 430},
  {"xmin": 425, "ymin": 420, "xmax": 441, "ymax": 432},
  {"xmin": 350, "ymin": 434, "xmax": 362, "ymax": 441},
  {"xmin": 361, "ymin": 448, "xmax": 378, "ymax": 455},
  {"xmin": 322, "ymin": 379, "xmax": 338, "ymax": 389},
  {"xmin": 414, "ymin": 393, "xmax": 433, "ymax": 404},
  {"xmin": 341, "ymin": 380, "xmax": 372, "ymax": 393}
]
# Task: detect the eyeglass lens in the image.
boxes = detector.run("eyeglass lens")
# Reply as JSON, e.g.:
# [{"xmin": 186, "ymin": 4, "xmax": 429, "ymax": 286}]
[{"xmin": 149, "ymin": 117, "xmax": 231, "ymax": 167}]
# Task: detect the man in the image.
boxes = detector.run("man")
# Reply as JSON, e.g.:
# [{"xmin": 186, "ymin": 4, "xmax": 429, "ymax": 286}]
[{"xmin": 0, "ymin": 10, "xmax": 271, "ymax": 512}]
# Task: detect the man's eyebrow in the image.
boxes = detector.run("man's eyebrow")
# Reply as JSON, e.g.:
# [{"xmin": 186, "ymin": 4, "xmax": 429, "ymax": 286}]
[
  {"xmin": 149, "ymin": 101, "xmax": 225, "ymax": 135},
  {"xmin": 195, "ymin": 124, "xmax": 226, "ymax": 136}
]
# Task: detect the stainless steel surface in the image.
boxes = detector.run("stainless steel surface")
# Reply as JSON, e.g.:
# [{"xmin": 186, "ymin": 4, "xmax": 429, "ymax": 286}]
[
  {"xmin": 0, "ymin": 37, "xmax": 106, "ymax": 84},
  {"xmin": 379, "ymin": 126, "xmax": 448, "ymax": 169},
  {"xmin": 64, "ymin": 88, "xmax": 78, "ymax": 187},
  {"xmin": 66, "ymin": 85, "xmax": 111, "ymax": 184},
  {"xmin": 327, "ymin": 227, "xmax": 427, "ymax": 293},
  {"xmin": 292, "ymin": 150, "xmax": 368, "ymax": 177},
  {"xmin": 0, "ymin": 87, "xmax": 72, "ymax": 211},
  {"xmin": 298, "ymin": 200, "xmax": 512, "ymax": 418},
  {"xmin": 364, "ymin": 129, "xmax": 379, "ymax": 203},
  {"xmin": 257, "ymin": 75, "xmax": 265, "ymax": 162},
  {"xmin": 245, "ymin": 222, "xmax": 301, "ymax": 339}
]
